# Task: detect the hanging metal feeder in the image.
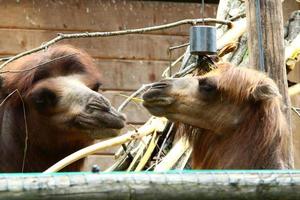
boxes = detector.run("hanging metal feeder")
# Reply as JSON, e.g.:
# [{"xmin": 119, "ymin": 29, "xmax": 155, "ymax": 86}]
[{"xmin": 189, "ymin": 25, "xmax": 217, "ymax": 55}]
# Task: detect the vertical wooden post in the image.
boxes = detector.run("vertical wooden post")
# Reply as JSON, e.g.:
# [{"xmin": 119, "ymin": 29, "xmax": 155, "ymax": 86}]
[{"xmin": 245, "ymin": 0, "xmax": 294, "ymax": 168}]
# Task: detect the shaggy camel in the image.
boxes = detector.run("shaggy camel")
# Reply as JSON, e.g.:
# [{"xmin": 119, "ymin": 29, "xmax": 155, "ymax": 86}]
[
  {"xmin": 143, "ymin": 63, "xmax": 289, "ymax": 169},
  {"xmin": 0, "ymin": 45, "xmax": 126, "ymax": 172}
]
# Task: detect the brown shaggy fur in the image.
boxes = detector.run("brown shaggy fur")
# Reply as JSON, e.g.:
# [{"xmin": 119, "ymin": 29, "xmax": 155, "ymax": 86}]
[
  {"xmin": 186, "ymin": 64, "xmax": 289, "ymax": 169},
  {"xmin": 143, "ymin": 63, "xmax": 290, "ymax": 169}
]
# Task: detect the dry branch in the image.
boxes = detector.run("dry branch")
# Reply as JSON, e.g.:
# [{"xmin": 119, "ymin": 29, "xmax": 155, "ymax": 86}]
[
  {"xmin": 135, "ymin": 131, "xmax": 159, "ymax": 171},
  {"xmin": 162, "ymin": 53, "xmax": 185, "ymax": 78},
  {"xmin": 117, "ymin": 83, "xmax": 152, "ymax": 112},
  {"xmin": 154, "ymin": 138, "xmax": 190, "ymax": 172},
  {"xmin": 293, "ymin": 107, "xmax": 300, "ymax": 118},
  {"xmin": 217, "ymin": 18, "xmax": 247, "ymax": 51},
  {"xmin": 127, "ymin": 135, "xmax": 153, "ymax": 171},
  {"xmin": 173, "ymin": 147, "xmax": 193, "ymax": 170},
  {"xmin": 292, "ymin": 107, "xmax": 300, "ymax": 117}
]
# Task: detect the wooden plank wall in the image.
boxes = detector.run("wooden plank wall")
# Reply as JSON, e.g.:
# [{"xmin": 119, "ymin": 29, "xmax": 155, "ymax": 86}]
[{"xmin": 0, "ymin": 0, "xmax": 217, "ymax": 125}]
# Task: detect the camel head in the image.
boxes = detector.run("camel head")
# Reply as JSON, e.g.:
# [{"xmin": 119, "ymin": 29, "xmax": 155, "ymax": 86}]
[{"xmin": 142, "ymin": 63, "xmax": 281, "ymax": 134}]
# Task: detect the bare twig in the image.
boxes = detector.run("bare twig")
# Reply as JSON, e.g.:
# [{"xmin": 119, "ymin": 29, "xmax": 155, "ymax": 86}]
[
  {"xmin": 173, "ymin": 62, "xmax": 197, "ymax": 77},
  {"xmin": 180, "ymin": 54, "xmax": 192, "ymax": 71},
  {"xmin": 0, "ymin": 53, "xmax": 77, "ymax": 74},
  {"xmin": 118, "ymin": 83, "xmax": 153, "ymax": 112},
  {"xmin": 0, "ymin": 89, "xmax": 28, "ymax": 172},
  {"xmin": 174, "ymin": 147, "xmax": 192, "ymax": 170},
  {"xmin": 292, "ymin": 107, "xmax": 300, "ymax": 118},
  {"xmin": 154, "ymin": 137, "xmax": 189, "ymax": 172},
  {"xmin": 168, "ymin": 48, "xmax": 173, "ymax": 77},
  {"xmin": 162, "ymin": 53, "xmax": 185, "ymax": 78},
  {"xmin": 0, "ymin": 90, "xmax": 18, "ymax": 107},
  {"xmin": 0, "ymin": 18, "xmax": 232, "ymax": 70},
  {"xmin": 145, "ymin": 161, "xmax": 158, "ymax": 171},
  {"xmin": 229, "ymin": 13, "xmax": 246, "ymax": 21},
  {"xmin": 0, "ymin": 56, "xmax": 12, "ymax": 62},
  {"xmin": 135, "ymin": 131, "xmax": 159, "ymax": 171},
  {"xmin": 17, "ymin": 90, "xmax": 29, "ymax": 173},
  {"xmin": 169, "ymin": 42, "xmax": 190, "ymax": 51},
  {"xmin": 155, "ymin": 123, "xmax": 174, "ymax": 166}
]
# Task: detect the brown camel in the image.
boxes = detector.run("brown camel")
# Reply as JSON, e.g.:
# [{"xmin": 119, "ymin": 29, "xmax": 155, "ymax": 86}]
[
  {"xmin": 143, "ymin": 63, "xmax": 289, "ymax": 169},
  {"xmin": 0, "ymin": 45, "xmax": 126, "ymax": 172}
]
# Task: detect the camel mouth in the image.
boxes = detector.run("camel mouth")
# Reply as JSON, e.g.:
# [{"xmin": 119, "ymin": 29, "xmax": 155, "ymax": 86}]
[
  {"xmin": 104, "ymin": 108, "xmax": 127, "ymax": 129},
  {"xmin": 73, "ymin": 108, "xmax": 126, "ymax": 138},
  {"xmin": 96, "ymin": 110, "xmax": 127, "ymax": 130},
  {"xmin": 142, "ymin": 97, "xmax": 174, "ymax": 107},
  {"xmin": 74, "ymin": 118, "xmax": 125, "ymax": 139},
  {"xmin": 142, "ymin": 89, "xmax": 175, "ymax": 107}
]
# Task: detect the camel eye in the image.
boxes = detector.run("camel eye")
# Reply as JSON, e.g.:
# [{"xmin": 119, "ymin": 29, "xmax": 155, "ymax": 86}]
[
  {"xmin": 91, "ymin": 82, "xmax": 101, "ymax": 91},
  {"xmin": 198, "ymin": 78, "xmax": 217, "ymax": 93},
  {"xmin": 31, "ymin": 88, "xmax": 58, "ymax": 111}
]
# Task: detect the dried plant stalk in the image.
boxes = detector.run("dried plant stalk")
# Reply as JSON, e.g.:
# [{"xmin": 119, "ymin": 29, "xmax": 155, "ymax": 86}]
[
  {"xmin": 135, "ymin": 131, "xmax": 159, "ymax": 171},
  {"xmin": 154, "ymin": 138, "xmax": 190, "ymax": 172},
  {"xmin": 217, "ymin": 18, "xmax": 247, "ymax": 51},
  {"xmin": 44, "ymin": 117, "xmax": 167, "ymax": 173},
  {"xmin": 127, "ymin": 135, "xmax": 153, "ymax": 171}
]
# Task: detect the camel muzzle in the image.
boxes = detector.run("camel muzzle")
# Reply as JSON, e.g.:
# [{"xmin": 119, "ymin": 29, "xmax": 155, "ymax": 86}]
[{"xmin": 142, "ymin": 81, "xmax": 175, "ymax": 107}]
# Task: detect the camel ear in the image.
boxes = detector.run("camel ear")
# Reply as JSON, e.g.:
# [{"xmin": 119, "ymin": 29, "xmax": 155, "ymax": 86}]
[{"xmin": 252, "ymin": 83, "xmax": 281, "ymax": 101}]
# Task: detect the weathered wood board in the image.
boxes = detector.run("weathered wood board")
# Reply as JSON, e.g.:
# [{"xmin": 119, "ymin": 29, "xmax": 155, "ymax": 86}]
[
  {"xmin": 98, "ymin": 59, "xmax": 169, "ymax": 90},
  {"xmin": 0, "ymin": 0, "xmax": 217, "ymax": 35}
]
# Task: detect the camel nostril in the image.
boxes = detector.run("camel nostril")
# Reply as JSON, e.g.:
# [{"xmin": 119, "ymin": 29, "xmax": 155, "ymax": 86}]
[
  {"xmin": 110, "ymin": 107, "xmax": 126, "ymax": 121},
  {"xmin": 151, "ymin": 82, "xmax": 170, "ymax": 89},
  {"xmin": 87, "ymin": 103, "xmax": 110, "ymax": 113}
]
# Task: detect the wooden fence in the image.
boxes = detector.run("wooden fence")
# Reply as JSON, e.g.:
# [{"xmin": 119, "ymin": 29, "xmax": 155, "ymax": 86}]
[{"xmin": 1, "ymin": 170, "xmax": 300, "ymax": 200}]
